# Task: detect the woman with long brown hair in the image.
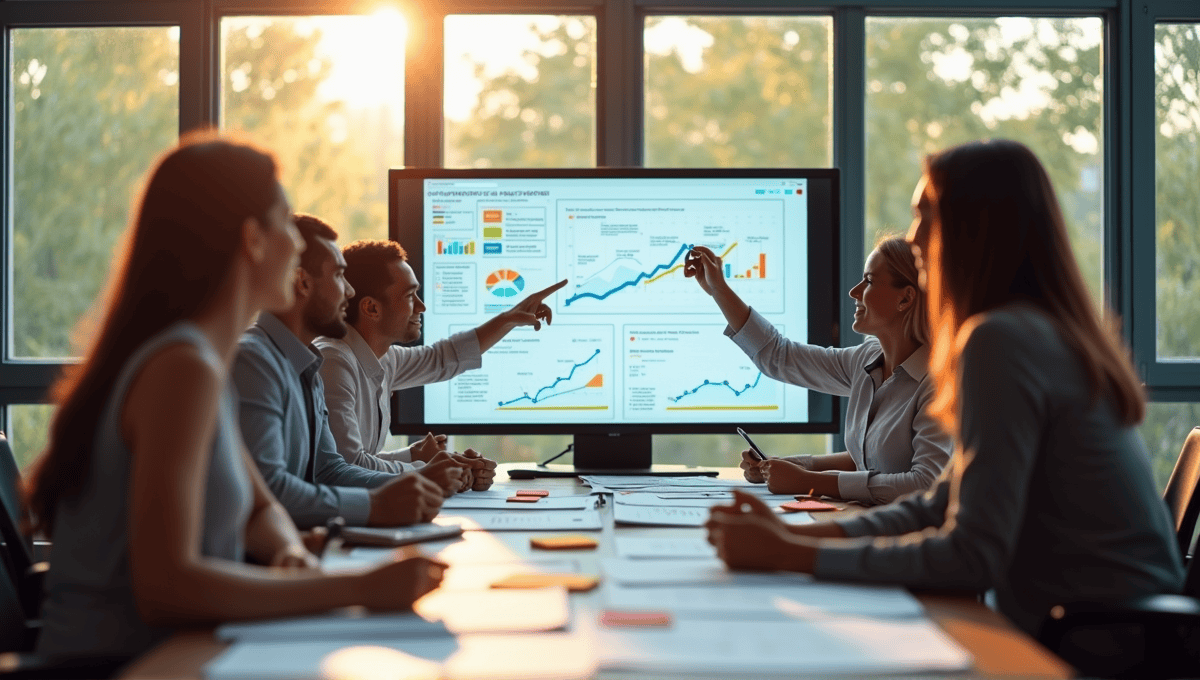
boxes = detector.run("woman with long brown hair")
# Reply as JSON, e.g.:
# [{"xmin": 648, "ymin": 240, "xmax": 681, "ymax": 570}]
[
  {"xmin": 705, "ymin": 139, "xmax": 1184, "ymax": 636},
  {"xmin": 26, "ymin": 133, "xmax": 444, "ymax": 657},
  {"xmin": 686, "ymin": 237, "xmax": 951, "ymax": 505}
]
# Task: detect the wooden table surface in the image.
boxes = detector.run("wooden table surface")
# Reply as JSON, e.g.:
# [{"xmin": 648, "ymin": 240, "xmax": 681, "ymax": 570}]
[{"xmin": 121, "ymin": 467, "xmax": 1074, "ymax": 679}]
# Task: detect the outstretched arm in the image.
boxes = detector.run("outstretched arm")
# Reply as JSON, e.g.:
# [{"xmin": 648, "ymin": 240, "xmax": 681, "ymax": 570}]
[{"xmin": 475, "ymin": 279, "xmax": 568, "ymax": 352}]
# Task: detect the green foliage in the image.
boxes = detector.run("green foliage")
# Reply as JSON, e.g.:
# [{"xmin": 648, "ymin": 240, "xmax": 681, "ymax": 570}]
[
  {"xmin": 1154, "ymin": 24, "xmax": 1200, "ymax": 359},
  {"xmin": 444, "ymin": 17, "xmax": 596, "ymax": 168},
  {"xmin": 864, "ymin": 18, "xmax": 1104, "ymax": 307},
  {"xmin": 12, "ymin": 28, "xmax": 179, "ymax": 359},
  {"xmin": 222, "ymin": 19, "xmax": 392, "ymax": 243},
  {"xmin": 1139, "ymin": 402, "xmax": 1200, "ymax": 493},
  {"xmin": 11, "ymin": 22, "xmax": 392, "ymax": 363},
  {"xmin": 645, "ymin": 17, "xmax": 832, "ymax": 168},
  {"xmin": 7, "ymin": 405, "xmax": 54, "ymax": 472}
]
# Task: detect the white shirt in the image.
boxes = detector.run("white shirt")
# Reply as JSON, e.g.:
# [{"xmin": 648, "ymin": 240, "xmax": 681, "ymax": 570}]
[
  {"xmin": 726, "ymin": 308, "xmax": 952, "ymax": 504},
  {"xmin": 316, "ymin": 326, "xmax": 482, "ymax": 473}
]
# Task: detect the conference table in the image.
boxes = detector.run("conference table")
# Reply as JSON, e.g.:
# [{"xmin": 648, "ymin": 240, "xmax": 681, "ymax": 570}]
[{"xmin": 120, "ymin": 465, "xmax": 1073, "ymax": 679}]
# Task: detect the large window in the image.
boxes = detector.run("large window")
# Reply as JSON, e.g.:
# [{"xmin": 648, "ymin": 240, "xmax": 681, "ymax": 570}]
[
  {"xmin": 644, "ymin": 15, "xmax": 833, "ymax": 168},
  {"xmin": 443, "ymin": 15, "xmax": 596, "ymax": 168},
  {"xmin": 10, "ymin": 27, "xmax": 179, "ymax": 360},
  {"xmin": 220, "ymin": 13, "xmax": 406, "ymax": 243},
  {"xmin": 0, "ymin": 2, "xmax": 1193, "ymax": 469},
  {"xmin": 1154, "ymin": 23, "xmax": 1200, "ymax": 361},
  {"xmin": 864, "ymin": 17, "xmax": 1104, "ymax": 308}
]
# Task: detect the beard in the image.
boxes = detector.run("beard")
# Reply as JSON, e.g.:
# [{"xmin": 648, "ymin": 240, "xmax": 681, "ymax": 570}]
[{"xmin": 305, "ymin": 302, "xmax": 349, "ymax": 340}]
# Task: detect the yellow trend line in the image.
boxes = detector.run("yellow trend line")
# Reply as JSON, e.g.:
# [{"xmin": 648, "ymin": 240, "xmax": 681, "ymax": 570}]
[{"xmin": 643, "ymin": 242, "xmax": 739, "ymax": 286}]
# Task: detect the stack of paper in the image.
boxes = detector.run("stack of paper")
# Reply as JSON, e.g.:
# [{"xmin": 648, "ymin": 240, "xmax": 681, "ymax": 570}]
[
  {"xmin": 592, "ymin": 557, "xmax": 971, "ymax": 675},
  {"xmin": 205, "ymin": 633, "xmax": 598, "ymax": 680},
  {"xmin": 611, "ymin": 492, "xmax": 813, "ymax": 527},
  {"xmin": 596, "ymin": 615, "xmax": 972, "ymax": 675},
  {"xmin": 206, "ymin": 588, "xmax": 594, "ymax": 680}
]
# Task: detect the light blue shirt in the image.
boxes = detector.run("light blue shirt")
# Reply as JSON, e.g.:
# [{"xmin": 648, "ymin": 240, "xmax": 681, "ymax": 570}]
[
  {"xmin": 726, "ymin": 308, "xmax": 952, "ymax": 504},
  {"xmin": 233, "ymin": 313, "xmax": 392, "ymax": 528}
]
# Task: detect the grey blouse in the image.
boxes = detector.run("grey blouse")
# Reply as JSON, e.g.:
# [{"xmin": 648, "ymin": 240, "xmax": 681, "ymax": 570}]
[
  {"xmin": 814, "ymin": 304, "xmax": 1185, "ymax": 635},
  {"xmin": 38, "ymin": 322, "xmax": 253, "ymax": 657}
]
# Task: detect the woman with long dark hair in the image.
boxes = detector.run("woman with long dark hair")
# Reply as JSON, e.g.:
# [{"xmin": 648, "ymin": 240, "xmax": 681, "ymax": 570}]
[
  {"xmin": 26, "ymin": 133, "xmax": 444, "ymax": 657},
  {"xmin": 705, "ymin": 139, "xmax": 1184, "ymax": 636}
]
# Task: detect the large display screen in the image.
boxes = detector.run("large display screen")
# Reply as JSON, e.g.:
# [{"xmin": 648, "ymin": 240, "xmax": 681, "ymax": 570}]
[{"xmin": 390, "ymin": 168, "xmax": 839, "ymax": 436}]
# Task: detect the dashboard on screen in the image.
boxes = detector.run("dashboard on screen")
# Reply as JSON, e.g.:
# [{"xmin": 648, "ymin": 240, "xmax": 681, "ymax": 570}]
[{"xmin": 389, "ymin": 168, "xmax": 839, "ymax": 436}]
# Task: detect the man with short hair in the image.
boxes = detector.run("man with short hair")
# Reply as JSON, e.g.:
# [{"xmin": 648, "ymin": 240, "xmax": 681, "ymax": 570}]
[
  {"xmin": 316, "ymin": 238, "xmax": 565, "ymax": 489},
  {"xmin": 233, "ymin": 214, "xmax": 457, "ymax": 529}
]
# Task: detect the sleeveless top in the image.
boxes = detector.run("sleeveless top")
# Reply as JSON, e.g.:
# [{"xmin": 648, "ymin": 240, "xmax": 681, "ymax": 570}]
[{"xmin": 37, "ymin": 322, "xmax": 254, "ymax": 656}]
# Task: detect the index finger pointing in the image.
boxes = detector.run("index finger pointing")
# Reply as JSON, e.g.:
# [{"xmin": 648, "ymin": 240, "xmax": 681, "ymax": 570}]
[{"xmin": 528, "ymin": 278, "xmax": 568, "ymax": 301}]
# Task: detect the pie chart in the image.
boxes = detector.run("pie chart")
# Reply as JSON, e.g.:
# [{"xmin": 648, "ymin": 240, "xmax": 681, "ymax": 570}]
[{"xmin": 486, "ymin": 269, "xmax": 525, "ymax": 298}]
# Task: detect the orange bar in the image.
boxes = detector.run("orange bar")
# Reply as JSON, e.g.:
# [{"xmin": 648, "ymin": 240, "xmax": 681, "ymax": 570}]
[
  {"xmin": 746, "ymin": 269, "xmax": 752, "ymax": 278},
  {"xmin": 437, "ymin": 240, "xmax": 443, "ymax": 255},
  {"xmin": 759, "ymin": 253, "xmax": 766, "ymax": 278}
]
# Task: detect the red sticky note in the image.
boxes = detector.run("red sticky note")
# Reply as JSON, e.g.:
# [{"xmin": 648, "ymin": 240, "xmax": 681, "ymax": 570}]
[
  {"xmin": 599, "ymin": 610, "xmax": 672, "ymax": 628},
  {"xmin": 515, "ymin": 489, "xmax": 550, "ymax": 497},
  {"xmin": 507, "ymin": 495, "xmax": 541, "ymax": 503},
  {"xmin": 780, "ymin": 500, "xmax": 839, "ymax": 512}
]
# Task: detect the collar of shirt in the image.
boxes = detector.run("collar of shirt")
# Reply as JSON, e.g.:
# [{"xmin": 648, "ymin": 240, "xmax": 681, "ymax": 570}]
[
  {"xmin": 861, "ymin": 341, "xmax": 931, "ymax": 383},
  {"xmin": 255, "ymin": 312, "xmax": 323, "ymax": 379},
  {"xmin": 339, "ymin": 325, "xmax": 385, "ymax": 385}
]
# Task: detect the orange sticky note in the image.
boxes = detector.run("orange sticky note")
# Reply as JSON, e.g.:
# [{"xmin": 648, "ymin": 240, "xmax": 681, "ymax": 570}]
[
  {"xmin": 506, "ymin": 495, "xmax": 541, "ymax": 503},
  {"xmin": 530, "ymin": 534, "xmax": 599, "ymax": 550},
  {"xmin": 781, "ymin": 500, "xmax": 839, "ymax": 512},
  {"xmin": 516, "ymin": 489, "xmax": 550, "ymax": 497},
  {"xmin": 491, "ymin": 573, "xmax": 600, "ymax": 592},
  {"xmin": 599, "ymin": 610, "xmax": 672, "ymax": 628}
]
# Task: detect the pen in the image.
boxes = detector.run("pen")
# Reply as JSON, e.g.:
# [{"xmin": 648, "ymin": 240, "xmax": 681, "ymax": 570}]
[
  {"xmin": 736, "ymin": 427, "xmax": 769, "ymax": 461},
  {"xmin": 321, "ymin": 516, "xmax": 345, "ymax": 559}
]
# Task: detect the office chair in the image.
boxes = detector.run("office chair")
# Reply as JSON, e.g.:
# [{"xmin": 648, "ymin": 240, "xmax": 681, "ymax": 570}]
[
  {"xmin": 1036, "ymin": 427, "xmax": 1200, "ymax": 679},
  {"xmin": 0, "ymin": 573, "xmax": 127, "ymax": 680},
  {"xmin": 1165, "ymin": 427, "xmax": 1200, "ymax": 562},
  {"xmin": 0, "ymin": 434, "xmax": 129, "ymax": 679},
  {"xmin": 0, "ymin": 434, "xmax": 46, "ymax": 620}
]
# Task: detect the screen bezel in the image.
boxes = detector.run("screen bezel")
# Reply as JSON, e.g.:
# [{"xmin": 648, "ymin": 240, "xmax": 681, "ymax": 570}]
[{"xmin": 388, "ymin": 166, "xmax": 840, "ymax": 436}]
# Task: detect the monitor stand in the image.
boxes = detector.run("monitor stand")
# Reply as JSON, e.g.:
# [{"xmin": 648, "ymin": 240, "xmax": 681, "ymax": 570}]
[{"xmin": 506, "ymin": 433, "xmax": 719, "ymax": 479}]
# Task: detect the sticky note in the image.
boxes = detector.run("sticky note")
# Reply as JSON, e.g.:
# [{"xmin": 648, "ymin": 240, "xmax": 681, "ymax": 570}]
[
  {"xmin": 530, "ymin": 535, "xmax": 599, "ymax": 550},
  {"xmin": 599, "ymin": 610, "xmax": 672, "ymax": 628},
  {"xmin": 491, "ymin": 573, "xmax": 600, "ymax": 592},
  {"xmin": 780, "ymin": 500, "xmax": 839, "ymax": 512},
  {"xmin": 515, "ymin": 489, "xmax": 550, "ymax": 497},
  {"xmin": 506, "ymin": 495, "xmax": 541, "ymax": 503}
]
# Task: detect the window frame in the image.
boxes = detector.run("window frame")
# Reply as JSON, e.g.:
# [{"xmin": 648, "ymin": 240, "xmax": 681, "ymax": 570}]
[
  {"xmin": 1, "ymin": 0, "xmax": 1190, "ymax": 438},
  {"xmin": 1131, "ymin": 0, "xmax": 1200, "ymax": 397}
]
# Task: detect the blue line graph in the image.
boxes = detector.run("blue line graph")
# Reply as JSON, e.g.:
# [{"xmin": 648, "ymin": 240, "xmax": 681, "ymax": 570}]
[
  {"xmin": 497, "ymin": 349, "xmax": 602, "ymax": 407},
  {"xmin": 669, "ymin": 372, "xmax": 764, "ymax": 403},
  {"xmin": 565, "ymin": 243, "xmax": 692, "ymax": 306}
]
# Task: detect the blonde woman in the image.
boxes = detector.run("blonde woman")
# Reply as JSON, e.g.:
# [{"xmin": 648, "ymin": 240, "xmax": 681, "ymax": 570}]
[{"xmin": 685, "ymin": 237, "xmax": 951, "ymax": 505}]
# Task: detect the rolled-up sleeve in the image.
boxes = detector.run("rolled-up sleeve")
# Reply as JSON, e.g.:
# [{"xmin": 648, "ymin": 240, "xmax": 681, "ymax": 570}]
[{"xmin": 847, "ymin": 383, "xmax": 953, "ymax": 505}]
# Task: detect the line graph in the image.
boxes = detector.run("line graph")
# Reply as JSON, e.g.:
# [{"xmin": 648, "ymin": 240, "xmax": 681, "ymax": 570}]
[
  {"xmin": 668, "ymin": 371, "xmax": 764, "ymax": 404},
  {"xmin": 564, "ymin": 244, "xmax": 692, "ymax": 307},
  {"xmin": 497, "ymin": 349, "xmax": 603, "ymax": 408},
  {"xmin": 644, "ymin": 242, "xmax": 737, "ymax": 285}
]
